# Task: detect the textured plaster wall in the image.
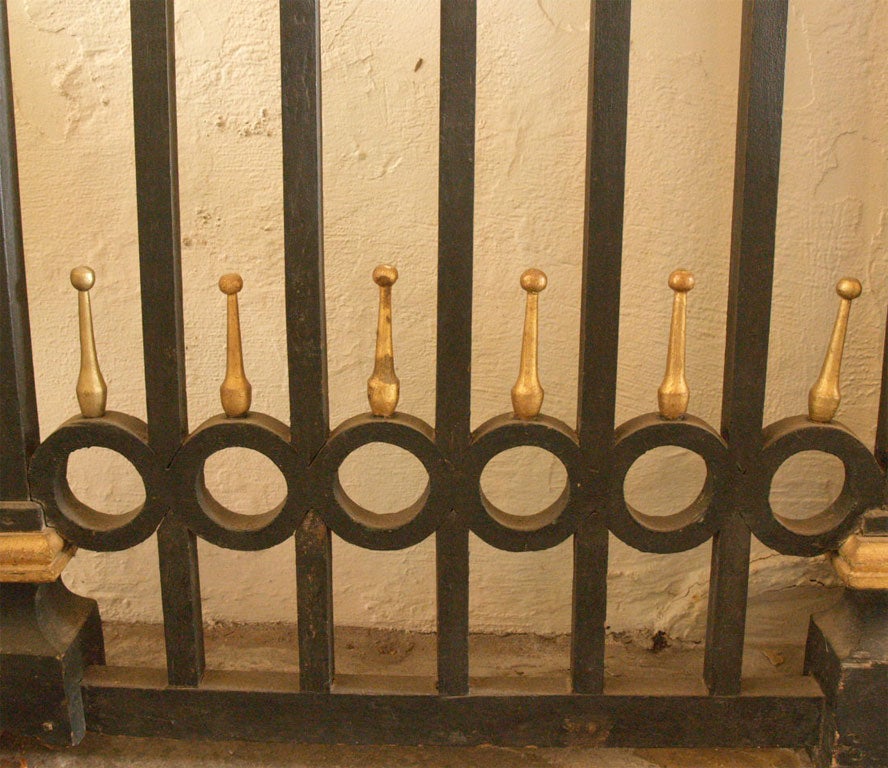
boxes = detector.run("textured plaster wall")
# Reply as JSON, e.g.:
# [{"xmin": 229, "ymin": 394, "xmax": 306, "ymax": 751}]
[{"xmin": 7, "ymin": 1, "xmax": 887, "ymax": 646}]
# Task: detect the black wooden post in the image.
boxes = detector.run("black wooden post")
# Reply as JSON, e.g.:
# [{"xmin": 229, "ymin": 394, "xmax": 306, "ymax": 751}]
[
  {"xmin": 805, "ymin": 567, "xmax": 888, "ymax": 768},
  {"xmin": 572, "ymin": 0, "xmax": 631, "ymax": 695},
  {"xmin": 803, "ymin": 310, "xmax": 888, "ymax": 768},
  {"xmin": 0, "ymin": 0, "xmax": 103, "ymax": 746},
  {"xmin": 704, "ymin": 0, "xmax": 788, "ymax": 696},
  {"xmin": 280, "ymin": 0, "xmax": 334, "ymax": 694},
  {"xmin": 435, "ymin": 0, "xmax": 476, "ymax": 698},
  {"xmin": 130, "ymin": 0, "xmax": 205, "ymax": 687}
]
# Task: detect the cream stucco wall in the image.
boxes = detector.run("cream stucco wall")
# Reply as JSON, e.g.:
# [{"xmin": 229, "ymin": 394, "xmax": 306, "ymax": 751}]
[{"xmin": 7, "ymin": 1, "xmax": 887, "ymax": 646}]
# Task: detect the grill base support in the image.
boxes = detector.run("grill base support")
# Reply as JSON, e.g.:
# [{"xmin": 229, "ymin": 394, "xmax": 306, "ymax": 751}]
[
  {"xmin": 81, "ymin": 666, "xmax": 824, "ymax": 748},
  {"xmin": 0, "ymin": 579, "xmax": 104, "ymax": 746},
  {"xmin": 805, "ymin": 590, "xmax": 888, "ymax": 768}
]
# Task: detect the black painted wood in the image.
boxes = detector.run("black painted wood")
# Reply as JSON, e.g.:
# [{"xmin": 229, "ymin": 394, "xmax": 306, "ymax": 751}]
[
  {"xmin": 172, "ymin": 413, "xmax": 302, "ymax": 550},
  {"xmin": 4, "ymin": 2, "xmax": 885, "ymax": 759},
  {"xmin": 0, "ymin": 0, "xmax": 38, "ymax": 507},
  {"xmin": 156, "ymin": 517, "xmax": 204, "ymax": 688},
  {"xmin": 129, "ymin": 0, "xmax": 204, "ymax": 686},
  {"xmin": 805, "ymin": 591, "xmax": 888, "ymax": 767},
  {"xmin": 82, "ymin": 666, "xmax": 824, "ymax": 748},
  {"xmin": 280, "ymin": 0, "xmax": 334, "ymax": 694},
  {"xmin": 572, "ymin": 0, "xmax": 631, "ymax": 695},
  {"xmin": 876, "ymin": 309, "xmax": 888, "ymax": 476},
  {"xmin": 704, "ymin": 0, "xmax": 788, "ymax": 697},
  {"xmin": 295, "ymin": 512, "xmax": 334, "ymax": 693},
  {"xmin": 1, "ymin": 580, "xmax": 104, "ymax": 746},
  {"xmin": 312, "ymin": 414, "xmax": 448, "ymax": 550},
  {"xmin": 468, "ymin": 415, "xmax": 584, "ymax": 551},
  {"xmin": 609, "ymin": 414, "xmax": 730, "ymax": 554},
  {"xmin": 30, "ymin": 412, "xmax": 167, "ymax": 551},
  {"xmin": 751, "ymin": 417, "xmax": 882, "ymax": 556},
  {"xmin": 0, "ymin": 501, "xmax": 42, "ymax": 532},
  {"xmin": 436, "ymin": 511, "xmax": 468, "ymax": 695},
  {"xmin": 280, "ymin": 0, "xmax": 328, "ymax": 464},
  {"xmin": 434, "ymin": 0, "xmax": 476, "ymax": 698}
]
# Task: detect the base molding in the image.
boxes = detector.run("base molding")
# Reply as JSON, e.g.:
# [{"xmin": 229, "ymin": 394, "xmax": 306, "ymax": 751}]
[
  {"xmin": 0, "ymin": 579, "xmax": 104, "ymax": 746},
  {"xmin": 804, "ymin": 590, "xmax": 888, "ymax": 768},
  {"xmin": 0, "ymin": 528, "xmax": 75, "ymax": 582},
  {"xmin": 832, "ymin": 533, "xmax": 888, "ymax": 589}
]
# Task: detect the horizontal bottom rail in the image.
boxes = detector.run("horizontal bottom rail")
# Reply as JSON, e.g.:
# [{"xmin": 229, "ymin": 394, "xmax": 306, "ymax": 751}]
[{"xmin": 83, "ymin": 666, "xmax": 824, "ymax": 748}]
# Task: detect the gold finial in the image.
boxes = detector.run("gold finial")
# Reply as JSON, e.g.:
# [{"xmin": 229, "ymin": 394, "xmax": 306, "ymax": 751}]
[
  {"xmin": 367, "ymin": 264, "xmax": 400, "ymax": 417},
  {"xmin": 808, "ymin": 277, "xmax": 862, "ymax": 423},
  {"xmin": 658, "ymin": 269, "xmax": 695, "ymax": 419},
  {"xmin": 511, "ymin": 268, "xmax": 547, "ymax": 419},
  {"xmin": 70, "ymin": 266, "xmax": 107, "ymax": 418},
  {"xmin": 219, "ymin": 273, "xmax": 251, "ymax": 418}
]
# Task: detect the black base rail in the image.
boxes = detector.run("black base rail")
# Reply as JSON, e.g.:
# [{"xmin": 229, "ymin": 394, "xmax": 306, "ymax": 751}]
[
  {"xmin": 1, "ymin": 2, "xmax": 886, "ymax": 767},
  {"xmin": 82, "ymin": 667, "xmax": 825, "ymax": 749}
]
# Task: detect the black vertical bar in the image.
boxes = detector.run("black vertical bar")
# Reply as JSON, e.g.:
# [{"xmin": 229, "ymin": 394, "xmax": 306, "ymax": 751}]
[
  {"xmin": 572, "ymin": 0, "xmax": 631, "ymax": 695},
  {"xmin": 435, "ymin": 0, "xmax": 476, "ymax": 697},
  {"xmin": 130, "ymin": 0, "xmax": 204, "ymax": 686},
  {"xmin": 875, "ymin": 310, "xmax": 888, "ymax": 477},
  {"xmin": 436, "ymin": 511, "xmax": 468, "ymax": 695},
  {"xmin": 0, "ymin": 0, "xmax": 39, "ymax": 506},
  {"xmin": 704, "ymin": 0, "xmax": 788, "ymax": 696},
  {"xmin": 280, "ymin": 0, "xmax": 333, "ymax": 693},
  {"xmin": 155, "ymin": 516, "xmax": 203, "ymax": 684},
  {"xmin": 295, "ymin": 512, "xmax": 333, "ymax": 692}
]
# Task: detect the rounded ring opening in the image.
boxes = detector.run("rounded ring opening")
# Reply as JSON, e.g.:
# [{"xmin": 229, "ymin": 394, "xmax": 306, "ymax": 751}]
[
  {"xmin": 61, "ymin": 447, "xmax": 147, "ymax": 528},
  {"xmin": 170, "ymin": 413, "xmax": 302, "ymax": 550},
  {"xmin": 623, "ymin": 445, "xmax": 710, "ymax": 533},
  {"xmin": 751, "ymin": 416, "xmax": 883, "ymax": 557},
  {"xmin": 609, "ymin": 414, "xmax": 730, "ymax": 554},
  {"xmin": 479, "ymin": 446, "xmax": 570, "ymax": 532},
  {"xmin": 201, "ymin": 446, "xmax": 289, "ymax": 516},
  {"xmin": 311, "ymin": 414, "xmax": 448, "ymax": 549},
  {"xmin": 28, "ymin": 412, "xmax": 166, "ymax": 551},
  {"xmin": 336, "ymin": 442, "xmax": 430, "ymax": 528},
  {"xmin": 769, "ymin": 450, "xmax": 847, "ymax": 536},
  {"xmin": 467, "ymin": 415, "xmax": 585, "ymax": 550}
]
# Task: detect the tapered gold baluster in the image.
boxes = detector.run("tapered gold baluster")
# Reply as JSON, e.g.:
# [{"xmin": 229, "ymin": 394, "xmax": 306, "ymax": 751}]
[
  {"xmin": 219, "ymin": 273, "xmax": 251, "ymax": 418},
  {"xmin": 511, "ymin": 268, "xmax": 547, "ymax": 419},
  {"xmin": 808, "ymin": 277, "xmax": 862, "ymax": 423},
  {"xmin": 658, "ymin": 269, "xmax": 695, "ymax": 419},
  {"xmin": 70, "ymin": 266, "xmax": 107, "ymax": 418},
  {"xmin": 368, "ymin": 264, "xmax": 400, "ymax": 417}
]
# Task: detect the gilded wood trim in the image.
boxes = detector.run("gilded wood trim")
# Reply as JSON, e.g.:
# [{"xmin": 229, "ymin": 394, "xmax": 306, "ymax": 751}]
[{"xmin": 0, "ymin": 527, "xmax": 75, "ymax": 582}]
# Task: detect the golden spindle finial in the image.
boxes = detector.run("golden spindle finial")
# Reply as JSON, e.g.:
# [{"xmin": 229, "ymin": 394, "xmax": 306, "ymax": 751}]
[
  {"xmin": 511, "ymin": 268, "xmax": 547, "ymax": 419},
  {"xmin": 808, "ymin": 277, "xmax": 862, "ymax": 423},
  {"xmin": 368, "ymin": 264, "xmax": 400, "ymax": 417},
  {"xmin": 657, "ymin": 269, "xmax": 695, "ymax": 419},
  {"xmin": 70, "ymin": 266, "xmax": 107, "ymax": 418},
  {"xmin": 219, "ymin": 273, "xmax": 251, "ymax": 418}
]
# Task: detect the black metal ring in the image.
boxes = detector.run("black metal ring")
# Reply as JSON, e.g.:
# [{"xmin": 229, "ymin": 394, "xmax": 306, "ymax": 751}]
[
  {"xmin": 309, "ymin": 413, "xmax": 449, "ymax": 550},
  {"xmin": 169, "ymin": 413, "xmax": 303, "ymax": 551},
  {"xmin": 28, "ymin": 412, "xmax": 167, "ymax": 551},
  {"xmin": 609, "ymin": 413, "xmax": 730, "ymax": 553},
  {"xmin": 748, "ymin": 416, "xmax": 883, "ymax": 557},
  {"xmin": 467, "ymin": 415, "xmax": 586, "ymax": 552}
]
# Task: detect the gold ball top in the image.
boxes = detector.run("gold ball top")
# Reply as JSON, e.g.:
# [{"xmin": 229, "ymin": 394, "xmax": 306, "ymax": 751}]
[
  {"xmin": 373, "ymin": 264, "xmax": 398, "ymax": 287},
  {"xmin": 70, "ymin": 266, "xmax": 96, "ymax": 292},
  {"xmin": 218, "ymin": 273, "xmax": 243, "ymax": 295},
  {"xmin": 668, "ymin": 269, "xmax": 695, "ymax": 293},
  {"xmin": 836, "ymin": 277, "xmax": 862, "ymax": 301},
  {"xmin": 520, "ymin": 268, "xmax": 547, "ymax": 294}
]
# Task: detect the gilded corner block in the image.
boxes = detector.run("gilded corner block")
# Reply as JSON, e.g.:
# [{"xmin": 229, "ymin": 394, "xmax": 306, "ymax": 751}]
[
  {"xmin": 832, "ymin": 533, "xmax": 888, "ymax": 590},
  {"xmin": 0, "ymin": 528, "xmax": 76, "ymax": 582}
]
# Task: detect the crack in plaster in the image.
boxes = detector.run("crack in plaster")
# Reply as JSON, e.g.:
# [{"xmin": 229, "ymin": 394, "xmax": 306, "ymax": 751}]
[{"xmin": 535, "ymin": 0, "xmax": 587, "ymax": 34}]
